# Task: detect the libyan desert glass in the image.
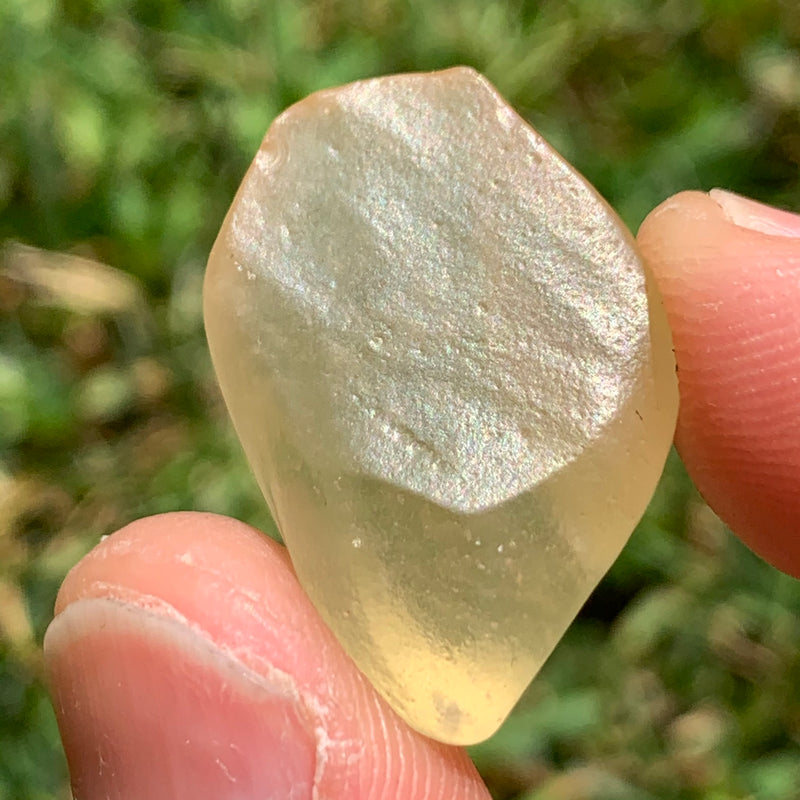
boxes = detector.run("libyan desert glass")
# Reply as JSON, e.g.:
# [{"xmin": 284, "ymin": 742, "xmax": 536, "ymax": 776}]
[{"xmin": 204, "ymin": 67, "xmax": 678, "ymax": 745}]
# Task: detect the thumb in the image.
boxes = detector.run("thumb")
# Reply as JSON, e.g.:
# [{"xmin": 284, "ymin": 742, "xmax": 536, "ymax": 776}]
[
  {"xmin": 44, "ymin": 512, "xmax": 490, "ymax": 800},
  {"xmin": 638, "ymin": 190, "xmax": 800, "ymax": 577}
]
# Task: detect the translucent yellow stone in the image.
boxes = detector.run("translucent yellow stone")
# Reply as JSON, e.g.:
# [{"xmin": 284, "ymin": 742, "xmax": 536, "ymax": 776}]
[{"xmin": 204, "ymin": 67, "xmax": 678, "ymax": 744}]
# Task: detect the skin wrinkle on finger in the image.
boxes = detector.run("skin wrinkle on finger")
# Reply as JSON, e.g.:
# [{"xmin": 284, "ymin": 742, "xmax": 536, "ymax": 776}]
[
  {"xmin": 51, "ymin": 512, "xmax": 491, "ymax": 800},
  {"xmin": 80, "ymin": 581, "xmax": 194, "ymax": 624}
]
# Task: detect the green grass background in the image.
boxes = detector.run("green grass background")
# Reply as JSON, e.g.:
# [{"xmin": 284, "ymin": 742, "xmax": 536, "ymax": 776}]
[{"xmin": 2, "ymin": 1, "xmax": 800, "ymax": 798}]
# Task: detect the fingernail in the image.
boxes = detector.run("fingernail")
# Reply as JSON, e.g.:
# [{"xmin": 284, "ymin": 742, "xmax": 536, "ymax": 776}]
[
  {"xmin": 710, "ymin": 188, "xmax": 800, "ymax": 238},
  {"xmin": 45, "ymin": 598, "xmax": 317, "ymax": 800}
]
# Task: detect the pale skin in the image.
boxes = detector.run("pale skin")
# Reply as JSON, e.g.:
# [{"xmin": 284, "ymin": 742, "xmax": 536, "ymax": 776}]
[{"xmin": 44, "ymin": 190, "xmax": 800, "ymax": 799}]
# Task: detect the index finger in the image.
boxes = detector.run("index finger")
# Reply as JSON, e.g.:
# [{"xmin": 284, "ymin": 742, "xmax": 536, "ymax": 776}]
[{"xmin": 638, "ymin": 190, "xmax": 800, "ymax": 577}]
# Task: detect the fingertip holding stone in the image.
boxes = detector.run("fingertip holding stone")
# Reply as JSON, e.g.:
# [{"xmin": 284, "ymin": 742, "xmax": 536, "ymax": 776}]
[
  {"xmin": 204, "ymin": 67, "xmax": 678, "ymax": 744},
  {"xmin": 45, "ymin": 598, "xmax": 317, "ymax": 800},
  {"xmin": 639, "ymin": 191, "xmax": 800, "ymax": 578}
]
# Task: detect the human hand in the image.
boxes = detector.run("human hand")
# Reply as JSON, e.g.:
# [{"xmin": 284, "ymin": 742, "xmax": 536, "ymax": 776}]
[{"xmin": 44, "ymin": 189, "xmax": 800, "ymax": 799}]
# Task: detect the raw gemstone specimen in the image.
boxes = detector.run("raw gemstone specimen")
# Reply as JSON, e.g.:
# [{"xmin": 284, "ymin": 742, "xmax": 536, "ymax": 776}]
[{"xmin": 204, "ymin": 67, "xmax": 678, "ymax": 745}]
